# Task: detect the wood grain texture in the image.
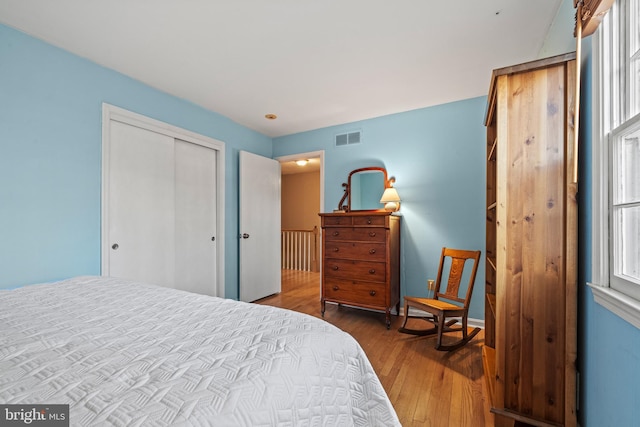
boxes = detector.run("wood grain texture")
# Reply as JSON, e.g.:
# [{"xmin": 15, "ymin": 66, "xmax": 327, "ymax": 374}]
[
  {"xmin": 564, "ymin": 59, "xmax": 578, "ymax": 425},
  {"xmin": 319, "ymin": 212, "xmax": 400, "ymax": 328},
  {"xmin": 484, "ymin": 53, "xmax": 577, "ymax": 427},
  {"xmin": 259, "ymin": 270, "xmax": 491, "ymax": 427},
  {"xmin": 494, "ymin": 73, "xmax": 510, "ymax": 415}
]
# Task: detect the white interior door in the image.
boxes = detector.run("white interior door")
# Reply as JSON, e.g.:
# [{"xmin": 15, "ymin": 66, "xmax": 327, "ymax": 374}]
[
  {"xmin": 239, "ymin": 151, "xmax": 281, "ymax": 302},
  {"xmin": 107, "ymin": 121, "xmax": 176, "ymax": 288},
  {"xmin": 175, "ymin": 139, "xmax": 217, "ymax": 295}
]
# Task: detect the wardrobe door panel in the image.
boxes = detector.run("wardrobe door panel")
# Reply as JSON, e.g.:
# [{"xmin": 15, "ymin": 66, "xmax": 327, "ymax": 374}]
[
  {"xmin": 108, "ymin": 121, "xmax": 176, "ymax": 288},
  {"xmin": 175, "ymin": 139, "xmax": 218, "ymax": 296}
]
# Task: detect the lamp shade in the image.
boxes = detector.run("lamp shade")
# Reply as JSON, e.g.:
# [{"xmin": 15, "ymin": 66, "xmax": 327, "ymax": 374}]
[{"xmin": 380, "ymin": 187, "xmax": 401, "ymax": 211}]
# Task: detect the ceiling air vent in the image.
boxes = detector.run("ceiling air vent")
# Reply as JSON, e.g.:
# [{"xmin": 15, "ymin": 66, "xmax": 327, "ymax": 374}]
[{"xmin": 335, "ymin": 130, "xmax": 361, "ymax": 147}]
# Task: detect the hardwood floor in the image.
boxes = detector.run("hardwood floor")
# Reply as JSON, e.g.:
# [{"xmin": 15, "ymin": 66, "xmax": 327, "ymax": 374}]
[{"xmin": 257, "ymin": 270, "xmax": 494, "ymax": 427}]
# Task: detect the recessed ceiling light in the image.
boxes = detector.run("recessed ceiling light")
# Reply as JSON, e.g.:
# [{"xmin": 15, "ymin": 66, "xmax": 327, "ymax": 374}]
[{"xmin": 265, "ymin": 114, "xmax": 277, "ymax": 120}]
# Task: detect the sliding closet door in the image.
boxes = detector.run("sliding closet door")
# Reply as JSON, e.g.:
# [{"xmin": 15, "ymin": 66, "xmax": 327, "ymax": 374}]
[
  {"xmin": 105, "ymin": 117, "xmax": 220, "ymax": 296},
  {"xmin": 107, "ymin": 121, "xmax": 176, "ymax": 289},
  {"xmin": 174, "ymin": 139, "xmax": 217, "ymax": 295}
]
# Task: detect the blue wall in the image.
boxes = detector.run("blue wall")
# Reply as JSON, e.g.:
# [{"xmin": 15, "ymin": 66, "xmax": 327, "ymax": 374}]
[
  {"xmin": 0, "ymin": 24, "xmax": 272, "ymax": 298},
  {"xmin": 577, "ymin": 40, "xmax": 640, "ymax": 426},
  {"xmin": 274, "ymin": 98, "xmax": 487, "ymax": 319}
]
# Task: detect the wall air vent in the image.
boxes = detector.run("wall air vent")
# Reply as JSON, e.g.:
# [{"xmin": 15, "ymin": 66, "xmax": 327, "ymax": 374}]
[{"xmin": 335, "ymin": 130, "xmax": 362, "ymax": 147}]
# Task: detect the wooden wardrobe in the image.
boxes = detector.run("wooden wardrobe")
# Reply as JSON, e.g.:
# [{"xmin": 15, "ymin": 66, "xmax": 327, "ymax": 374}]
[{"xmin": 482, "ymin": 53, "xmax": 578, "ymax": 427}]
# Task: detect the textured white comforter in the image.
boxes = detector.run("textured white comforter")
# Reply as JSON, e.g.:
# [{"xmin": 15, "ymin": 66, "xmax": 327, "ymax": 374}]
[{"xmin": 0, "ymin": 276, "xmax": 400, "ymax": 426}]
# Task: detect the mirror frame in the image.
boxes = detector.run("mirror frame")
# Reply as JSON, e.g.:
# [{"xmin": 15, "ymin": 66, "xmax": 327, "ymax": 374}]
[{"xmin": 338, "ymin": 167, "xmax": 389, "ymax": 212}]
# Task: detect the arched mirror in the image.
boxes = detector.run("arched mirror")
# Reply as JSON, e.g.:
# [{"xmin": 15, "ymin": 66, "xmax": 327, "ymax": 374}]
[{"xmin": 338, "ymin": 167, "xmax": 389, "ymax": 211}]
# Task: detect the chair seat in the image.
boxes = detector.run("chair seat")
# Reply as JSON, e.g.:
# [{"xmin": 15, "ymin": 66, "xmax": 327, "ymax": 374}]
[{"xmin": 404, "ymin": 296, "xmax": 461, "ymax": 311}]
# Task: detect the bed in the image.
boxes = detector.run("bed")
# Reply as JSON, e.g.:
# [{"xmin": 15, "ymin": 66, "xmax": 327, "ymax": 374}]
[{"xmin": 0, "ymin": 276, "xmax": 400, "ymax": 426}]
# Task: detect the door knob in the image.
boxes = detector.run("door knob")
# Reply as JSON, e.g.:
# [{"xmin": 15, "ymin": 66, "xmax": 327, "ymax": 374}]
[
  {"xmin": 242, "ymin": 233, "xmax": 250, "ymax": 239},
  {"xmin": 211, "ymin": 236, "xmax": 215, "ymax": 241},
  {"xmin": 112, "ymin": 243, "xmax": 119, "ymax": 250}
]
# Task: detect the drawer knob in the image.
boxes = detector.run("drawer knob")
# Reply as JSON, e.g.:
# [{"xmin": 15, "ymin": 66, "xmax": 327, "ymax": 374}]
[
  {"xmin": 333, "ymin": 247, "xmax": 339, "ymax": 252},
  {"xmin": 369, "ymin": 269, "xmax": 376, "ymax": 274},
  {"xmin": 369, "ymin": 290, "xmax": 376, "ymax": 296},
  {"xmin": 333, "ymin": 286, "xmax": 339, "ymax": 291},
  {"xmin": 333, "ymin": 231, "xmax": 340, "ymax": 236},
  {"xmin": 369, "ymin": 232, "xmax": 376, "ymax": 237},
  {"xmin": 369, "ymin": 248, "xmax": 376, "ymax": 254},
  {"xmin": 367, "ymin": 218, "xmax": 372, "ymax": 224},
  {"xmin": 332, "ymin": 266, "xmax": 339, "ymax": 271}
]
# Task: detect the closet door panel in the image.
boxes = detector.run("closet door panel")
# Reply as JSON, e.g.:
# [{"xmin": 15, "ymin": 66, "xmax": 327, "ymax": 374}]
[
  {"xmin": 108, "ymin": 121, "xmax": 175, "ymax": 288},
  {"xmin": 174, "ymin": 139, "xmax": 217, "ymax": 296}
]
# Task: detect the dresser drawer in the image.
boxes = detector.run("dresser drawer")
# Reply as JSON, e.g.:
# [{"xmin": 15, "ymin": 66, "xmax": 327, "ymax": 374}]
[
  {"xmin": 324, "ymin": 227, "xmax": 386, "ymax": 242},
  {"xmin": 324, "ymin": 241, "xmax": 386, "ymax": 261},
  {"xmin": 323, "ymin": 279, "xmax": 386, "ymax": 306},
  {"xmin": 322, "ymin": 216, "xmax": 352, "ymax": 226},
  {"xmin": 352, "ymin": 215, "xmax": 386, "ymax": 226},
  {"xmin": 324, "ymin": 259, "xmax": 386, "ymax": 282}
]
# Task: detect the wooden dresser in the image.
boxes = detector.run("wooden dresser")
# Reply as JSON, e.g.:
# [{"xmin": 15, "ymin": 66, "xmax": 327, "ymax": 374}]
[{"xmin": 319, "ymin": 211, "xmax": 400, "ymax": 328}]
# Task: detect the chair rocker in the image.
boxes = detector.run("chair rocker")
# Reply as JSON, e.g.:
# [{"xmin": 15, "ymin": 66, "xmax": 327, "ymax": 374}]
[{"xmin": 399, "ymin": 247, "xmax": 481, "ymax": 351}]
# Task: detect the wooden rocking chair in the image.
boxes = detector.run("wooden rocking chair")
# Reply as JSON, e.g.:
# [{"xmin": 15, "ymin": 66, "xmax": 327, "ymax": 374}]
[{"xmin": 399, "ymin": 247, "xmax": 481, "ymax": 351}]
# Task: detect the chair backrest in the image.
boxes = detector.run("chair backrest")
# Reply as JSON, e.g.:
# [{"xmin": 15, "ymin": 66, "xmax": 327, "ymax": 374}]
[{"xmin": 434, "ymin": 247, "xmax": 481, "ymax": 307}]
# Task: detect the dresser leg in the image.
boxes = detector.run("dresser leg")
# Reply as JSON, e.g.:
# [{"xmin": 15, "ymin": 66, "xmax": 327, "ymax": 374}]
[{"xmin": 385, "ymin": 310, "xmax": 391, "ymax": 329}]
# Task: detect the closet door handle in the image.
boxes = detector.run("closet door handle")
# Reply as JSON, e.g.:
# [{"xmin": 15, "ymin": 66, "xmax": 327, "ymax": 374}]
[{"xmin": 112, "ymin": 243, "xmax": 119, "ymax": 250}]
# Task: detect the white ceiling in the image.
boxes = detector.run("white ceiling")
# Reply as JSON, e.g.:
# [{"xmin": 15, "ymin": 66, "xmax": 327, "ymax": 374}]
[{"xmin": 0, "ymin": 0, "xmax": 564, "ymax": 137}]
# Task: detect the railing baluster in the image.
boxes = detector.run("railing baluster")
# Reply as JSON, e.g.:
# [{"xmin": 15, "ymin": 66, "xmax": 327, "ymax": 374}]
[{"xmin": 281, "ymin": 228, "xmax": 317, "ymax": 272}]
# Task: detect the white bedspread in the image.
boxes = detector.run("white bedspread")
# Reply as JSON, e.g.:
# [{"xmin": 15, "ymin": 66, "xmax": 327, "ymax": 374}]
[{"xmin": 0, "ymin": 276, "xmax": 400, "ymax": 426}]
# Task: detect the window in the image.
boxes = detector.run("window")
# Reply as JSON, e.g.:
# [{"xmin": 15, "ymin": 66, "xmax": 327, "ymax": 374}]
[
  {"xmin": 590, "ymin": 0, "xmax": 640, "ymax": 328},
  {"xmin": 611, "ymin": 119, "xmax": 640, "ymax": 299}
]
